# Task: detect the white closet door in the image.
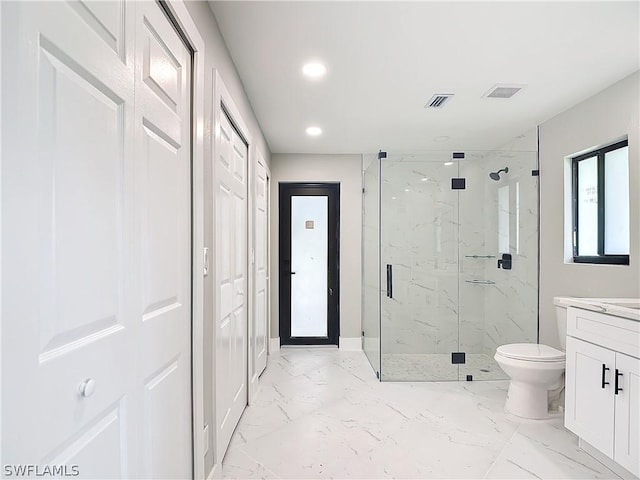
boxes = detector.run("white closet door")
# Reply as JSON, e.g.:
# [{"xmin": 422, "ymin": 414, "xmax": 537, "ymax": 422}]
[
  {"xmin": 1, "ymin": 1, "xmax": 136, "ymax": 475},
  {"xmin": 215, "ymin": 110, "xmax": 248, "ymax": 461},
  {"xmin": 134, "ymin": 2, "xmax": 192, "ymax": 478},
  {"xmin": 1, "ymin": 1, "xmax": 192, "ymax": 477},
  {"xmin": 253, "ymin": 159, "xmax": 269, "ymax": 381}
]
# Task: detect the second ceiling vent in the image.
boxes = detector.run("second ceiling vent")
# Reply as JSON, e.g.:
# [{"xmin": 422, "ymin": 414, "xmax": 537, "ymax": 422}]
[
  {"xmin": 483, "ymin": 84, "xmax": 526, "ymax": 99},
  {"xmin": 425, "ymin": 93, "xmax": 454, "ymax": 109}
]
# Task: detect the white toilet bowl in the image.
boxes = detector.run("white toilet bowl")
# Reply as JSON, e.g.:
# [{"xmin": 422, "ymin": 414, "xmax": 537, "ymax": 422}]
[
  {"xmin": 495, "ymin": 297, "xmax": 570, "ymax": 419},
  {"xmin": 494, "ymin": 343, "xmax": 565, "ymax": 419}
]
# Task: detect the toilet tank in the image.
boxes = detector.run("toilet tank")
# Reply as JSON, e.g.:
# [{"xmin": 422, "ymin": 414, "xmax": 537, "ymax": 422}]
[{"xmin": 553, "ymin": 297, "xmax": 571, "ymax": 351}]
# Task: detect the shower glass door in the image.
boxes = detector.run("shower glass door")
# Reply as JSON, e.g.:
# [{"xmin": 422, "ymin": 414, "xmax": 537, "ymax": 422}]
[
  {"xmin": 380, "ymin": 153, "xmax": 460, "ymax": 381},
  {"xmin": 362, "ymin": 154, "xmax": 381, "ymax": 376}
]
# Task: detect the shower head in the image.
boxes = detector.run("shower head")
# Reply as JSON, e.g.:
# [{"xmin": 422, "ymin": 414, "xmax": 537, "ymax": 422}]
[{"xmin": 489, "ymin": 167, "xmax": 509, "ymax": 181}]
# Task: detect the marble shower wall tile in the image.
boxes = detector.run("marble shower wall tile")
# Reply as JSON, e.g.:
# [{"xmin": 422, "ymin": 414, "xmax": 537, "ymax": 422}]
[{"xmin": 479, "ymin": 153, "xmax": 538, "ymax": 355}]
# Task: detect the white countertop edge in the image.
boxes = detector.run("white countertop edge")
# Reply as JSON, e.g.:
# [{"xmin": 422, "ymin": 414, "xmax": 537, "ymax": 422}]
[{"xmin": 555, "ymin": 297, "xmax": 640, "ymax": 321}]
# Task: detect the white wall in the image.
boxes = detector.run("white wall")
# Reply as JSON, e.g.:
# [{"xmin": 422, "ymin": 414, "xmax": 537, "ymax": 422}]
[
  {"xmin": 539, "ymin": 71, "xmax": 640, "ymax": 347},
  {"xmin": 183, "ymin": 2, "xmax": 271, "ymax": 476},
  {"xmin": 270, "ymin": 154, "xmax": 362, "ymax": 341}
]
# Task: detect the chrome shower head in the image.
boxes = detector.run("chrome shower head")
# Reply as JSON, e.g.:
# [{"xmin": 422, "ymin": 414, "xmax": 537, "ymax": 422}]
[{"xmin": 489, "ymin": 167, "xmax": 509, "ymax": 181}]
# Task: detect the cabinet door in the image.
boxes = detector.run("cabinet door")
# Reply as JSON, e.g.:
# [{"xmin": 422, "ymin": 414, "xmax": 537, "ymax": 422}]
[
  {"xmin": 565, "ymin": 337, "xmax": 616, "ymax": 457},
  {"xmin": 614, "ymin": 352, "xmax": 640, "ymax": 477}
]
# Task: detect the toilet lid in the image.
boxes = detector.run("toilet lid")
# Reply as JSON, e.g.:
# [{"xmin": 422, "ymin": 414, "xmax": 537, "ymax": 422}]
[{"xmin": 496, "ymin": 343, "xmax": 565, "ymax": 362}]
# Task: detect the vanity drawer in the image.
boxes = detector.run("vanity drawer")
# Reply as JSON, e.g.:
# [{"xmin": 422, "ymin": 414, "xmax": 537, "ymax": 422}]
[{"xmin": 567, "ymin": 307, "xmax": 640, "ymax": 358}]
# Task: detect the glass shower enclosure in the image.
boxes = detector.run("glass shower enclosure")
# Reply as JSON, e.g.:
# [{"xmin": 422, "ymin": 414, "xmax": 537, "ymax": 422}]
[{"xmin": 363, "ymin": 150, "xmax": 539, "ymax": 381}]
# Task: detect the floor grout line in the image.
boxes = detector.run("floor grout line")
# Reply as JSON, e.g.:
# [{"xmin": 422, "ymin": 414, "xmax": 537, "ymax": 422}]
[
  {"xmin": 481, "ymin": 422, "xmax": 523, "ymax": 479},
  {"xmin": 235, "ymin": 447, "xmax": 283, "ymax": 480}
]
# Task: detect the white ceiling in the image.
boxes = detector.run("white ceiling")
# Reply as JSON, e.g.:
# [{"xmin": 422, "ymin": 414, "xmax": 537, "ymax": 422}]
[{"xmin": 209, "ymin": 1, "xmax": 639, "ymax": 154}]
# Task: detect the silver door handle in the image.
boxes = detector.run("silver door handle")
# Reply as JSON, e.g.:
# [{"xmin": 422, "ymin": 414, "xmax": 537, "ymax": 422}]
[{"xmin": 329, "ymin": 287, "xmax": 334, "ymax": 296}]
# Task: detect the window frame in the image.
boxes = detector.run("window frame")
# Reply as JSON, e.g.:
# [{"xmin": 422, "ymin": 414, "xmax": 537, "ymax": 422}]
[{"xmin": 571, "ymin": 139, "xmax": 629, "ymax": 265}]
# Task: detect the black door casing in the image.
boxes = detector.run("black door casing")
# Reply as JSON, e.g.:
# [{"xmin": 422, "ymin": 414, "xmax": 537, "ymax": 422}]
[{"xmin": 279, "ymin": 183, "xmax": 340, "ymax": 346}]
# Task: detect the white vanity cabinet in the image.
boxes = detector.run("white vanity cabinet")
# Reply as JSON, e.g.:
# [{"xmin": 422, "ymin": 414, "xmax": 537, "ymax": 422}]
[{"xmin": 565, "ymin": 305, "xmax": 640, "ymax": 477}]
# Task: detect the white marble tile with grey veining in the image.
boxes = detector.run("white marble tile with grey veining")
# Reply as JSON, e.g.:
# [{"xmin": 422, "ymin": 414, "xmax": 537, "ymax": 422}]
[{"xmin": 223, "ymin": 349, "xmax": 618, "ymax": 480}]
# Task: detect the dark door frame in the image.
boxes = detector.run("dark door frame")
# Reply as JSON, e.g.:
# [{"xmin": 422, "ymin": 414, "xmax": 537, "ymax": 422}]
[{"xmin": 279, "ymin": 183, "xmax": 340, "ymax": 346}]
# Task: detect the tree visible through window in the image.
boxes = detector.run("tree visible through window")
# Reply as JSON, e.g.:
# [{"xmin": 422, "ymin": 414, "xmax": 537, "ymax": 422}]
[{"xmin": 572, "ymin": 140, "xmax": 629, "ymax": 265}]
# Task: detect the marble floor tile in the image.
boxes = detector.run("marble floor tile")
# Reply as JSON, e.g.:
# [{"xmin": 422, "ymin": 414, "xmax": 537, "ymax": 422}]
[
  {"xmin": 483, "ymin": 419, "xmax": 621, "ymax": 479},
  {"xmin": 221, "ymin": 448, "xmax": 281, "ymax": 479},
  {"xmin": 222, "ymin": 348, "xmax": 619, "ymax": 480}
]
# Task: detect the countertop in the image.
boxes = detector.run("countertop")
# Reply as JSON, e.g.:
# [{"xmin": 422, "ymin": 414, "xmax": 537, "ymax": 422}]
[{"xmin": 557, "ymin": 297, "xmax": 640, "ymax": 322}]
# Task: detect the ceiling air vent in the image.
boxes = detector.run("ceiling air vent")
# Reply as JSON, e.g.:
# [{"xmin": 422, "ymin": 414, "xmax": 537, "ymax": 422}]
[
  {"xmin": 425, "ymin": 94, "xmax": 454, "ymax": 109},
  {"xmin": 483, "ymin": 84, "xmax": 526, "ymax": 99}
]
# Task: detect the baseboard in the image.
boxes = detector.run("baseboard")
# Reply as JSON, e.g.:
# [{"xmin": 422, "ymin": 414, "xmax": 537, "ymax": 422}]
[
  {"xmin": 579, "ymin": 438, "xmax": 638, "ymax": 479},
  {"xmin": 339, "ymin": 337, "xmax": 362, "ymax": 351},
  {"xmin": 269, "ymin": 337, "xmax": 280, "ymax": 353}
]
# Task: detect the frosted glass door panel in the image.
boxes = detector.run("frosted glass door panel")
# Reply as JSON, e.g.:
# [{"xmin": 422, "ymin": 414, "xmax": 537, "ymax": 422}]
[{"xmin": 291, "ymin": 196, "xmax": 328, "ymax": 337}]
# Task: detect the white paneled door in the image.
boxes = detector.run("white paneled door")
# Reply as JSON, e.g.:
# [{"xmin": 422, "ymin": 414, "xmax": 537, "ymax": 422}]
[
  {"xmin": 215, "ymin": 110, "xmax": 248, "ymax": 461},
  {"xmin": 135, "ymin": 2, "xmax": 192, "ymax": 477},
  {"xmin": 1, "ymin": 1, "xmax": 192, "ymax": 477}
]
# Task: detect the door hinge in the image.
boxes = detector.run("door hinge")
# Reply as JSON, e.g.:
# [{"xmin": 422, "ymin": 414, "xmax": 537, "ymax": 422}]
[
  {"xmin": 251, "ymin": 248, "xmax": 255, "ymax": 265},
  {"xmin": 451, "ymin": 178, "xmax": 466, "ymax": 190},
  {"xmin": 451, "ymin": 352, "xmax": 466, "ymax": 364},
  {"xmin": 203, "ymin": 247, "xmax": 209, "ymax": 276}
]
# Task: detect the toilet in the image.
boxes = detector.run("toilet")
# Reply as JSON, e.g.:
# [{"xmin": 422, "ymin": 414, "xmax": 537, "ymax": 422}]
[{"xmin": 494, "ymin": 297, "xmax": 570, "ymax": 419}]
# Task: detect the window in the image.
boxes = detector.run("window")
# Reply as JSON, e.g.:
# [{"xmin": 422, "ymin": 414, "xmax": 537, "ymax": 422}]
[{"xmin": 572, "ymin": 140, "xmax": 629, "ymax": 265}]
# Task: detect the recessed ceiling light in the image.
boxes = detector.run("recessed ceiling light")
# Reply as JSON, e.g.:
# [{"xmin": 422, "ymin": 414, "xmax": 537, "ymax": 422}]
[
  {"xmin": 404, "ymin": 188, "xmax": 410, "ymax": 192},
  {"xmin": 302, "ymin": 62, "xmax": 327, "ymax": 78},
  {"xmin": 306, "ymin": 126, "xmax": 322, "ymax": 136},
  {"xmin": 444, "ymin": 161, "xmax": 454, "ymax": 166},
  {"xmin": 421, "ymin": 177, "xmax": 429, "ymax": 182},
  {"xmin": 391, "ymin": 196, "xmax": 397, "ymax": 200}
]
